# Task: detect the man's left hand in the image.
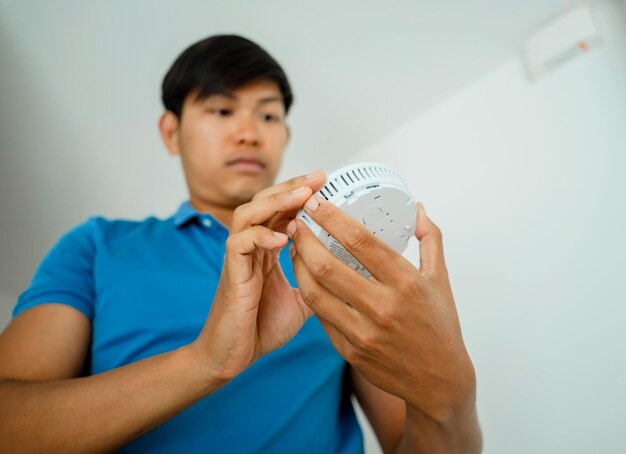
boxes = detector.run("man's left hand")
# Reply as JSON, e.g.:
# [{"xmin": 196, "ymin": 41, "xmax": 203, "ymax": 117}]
[{"xmin": 287, "ymin": 195, "xmax": 476, "ymax": 425}]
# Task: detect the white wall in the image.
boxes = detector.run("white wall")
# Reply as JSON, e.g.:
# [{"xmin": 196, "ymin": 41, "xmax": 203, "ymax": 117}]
[{"xmin": 348, "ymin": 1, "xmax": 626, "ymax": 452}]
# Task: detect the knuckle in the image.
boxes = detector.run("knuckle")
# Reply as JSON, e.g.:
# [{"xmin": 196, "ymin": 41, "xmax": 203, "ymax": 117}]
[
  {"xmin": 289, "ymin": 175, "xmax": 304, "ymax": 187},
  {"xmin": 373, "ymin": 306, "xmax": 396, "ymax": 329},
  {"xmin": 233, "ymin": 204, "xmax": 245, "ymax": 217},
  {"xmin": 344, "ymin": 227, "xmax": 371, "ymax": 252},
  {"xmin": 388, "ymin": 267, "xmax": 409, "ymax": 286},
  {"xmin": 302, "ymin": 286, "xmax": 322, "ymax": 309},
  {"xmin": 432, "ymin": 223, "xmax": 443, "ymax": 240},
  {"xmin": 311, "ymin": 257, "xmax": 334, "ymax": 281},
  {"xmin": 280, "ymin": 177, "xmax": 300, "ymax": 193},
  {"xmin": 398, "ymin": 277, "xmax": 421, "ymax": 296},
  {"xmin": 421, "ymin": 268, "xmax": 436, "ymax": 282},
  {"xmin": 232, "ymin": 205, "xmax": 248, "ymax": 224},
  {"xmin": 272, "ymin": 191, "xmax": 289, "ymax": 203},
  {"xmin": 353, "ymin": 330, "xmax": 377, "ymax": 352},
  {"xmin": 225, "ymin": 234, "xmax": 239, "ymax": 252},
  {"xmin": 343, "ymin": 343, "xmax": 360, "ymax": 365}
]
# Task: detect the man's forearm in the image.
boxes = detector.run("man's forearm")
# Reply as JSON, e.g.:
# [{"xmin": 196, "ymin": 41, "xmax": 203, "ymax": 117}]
[
  {"xmin": 0, "ymin": 344, "xmax": 224, "ymax": 453},
  {"xmin": 395, "ymin": 394, "xmax": 483, "ymax": 454}
]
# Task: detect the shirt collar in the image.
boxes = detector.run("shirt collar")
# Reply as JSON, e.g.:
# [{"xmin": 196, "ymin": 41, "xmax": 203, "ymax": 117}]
[{"xmin": 173, "ymin": 201, "xmax": 226, "ymax": 232}]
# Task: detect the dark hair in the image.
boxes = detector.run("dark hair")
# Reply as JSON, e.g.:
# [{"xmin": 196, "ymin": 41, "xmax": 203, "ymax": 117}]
[{"xmin": 161, "ymin": 35, "xmax": 293, "ymax": 118}]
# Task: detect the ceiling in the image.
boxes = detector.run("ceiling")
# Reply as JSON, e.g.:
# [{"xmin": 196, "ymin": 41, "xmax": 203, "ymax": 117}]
[{"xmin": 0, "ymin": 0, "xmax": 570, "ymax": 297}]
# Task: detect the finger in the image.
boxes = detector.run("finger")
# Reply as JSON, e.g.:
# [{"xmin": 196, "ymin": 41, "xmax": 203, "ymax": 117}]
[
  {"xmin": 316, "ymin": 316, "xmax": 358, "ymax": 364},
  {"xmin": 225, "ymin": 226, "xmax": 288, "ymax": 282},
  {"xmin": 415, "ymin": 203, "xmax": 446, "ymax": 276},
  {"xmin": 231, "ymin": 186, "xmax": 313, "ymax": 233},
  {"xmin": 292, "ymin": 252, "xmax": 380, "ymax": 370},
  {"xmin": 252, "ymin": 170, "xmax": 326, "ymax": 201},
  {"xmin": 291, "ymin": 246, "xmax": 361, "ymax": 338},
  {"xmin": 301, "ymin": 194, "xmax": 417, "ymax": 284},
  {"xmin": 288, "ymin": 219, "xmax": 381, "ymax": 317},
  {"xmin": 294, "ymin": 285, "xmax": 358, "ymax": 365}
]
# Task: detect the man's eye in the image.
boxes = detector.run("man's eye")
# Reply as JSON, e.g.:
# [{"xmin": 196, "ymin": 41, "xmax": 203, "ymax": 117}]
[
  {"xmin": 261, "ymin": 113, "xmax": 280, "ymax": 122},
  {"xmin": 210, "ymin": 108, "xmax": 232, "ymax": 116}
]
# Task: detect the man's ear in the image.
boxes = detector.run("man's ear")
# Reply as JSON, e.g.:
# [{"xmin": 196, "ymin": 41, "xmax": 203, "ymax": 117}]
[
  {"xmin": 159, "ymin": 111, "xmax": 181, "ymax": 157},
  {"xmin": 285, "ymin": 123, "xmax": 291, "ymax": 144}
]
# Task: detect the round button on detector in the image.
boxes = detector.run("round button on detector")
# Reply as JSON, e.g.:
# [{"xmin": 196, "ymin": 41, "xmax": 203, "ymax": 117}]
[{"xmin": 363, "ymin": 207, "xmax": 384, "ymax": 227}]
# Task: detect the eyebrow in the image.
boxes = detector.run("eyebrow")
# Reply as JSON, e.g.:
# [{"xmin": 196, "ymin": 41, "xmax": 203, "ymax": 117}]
[
  {"xmin": 205, "ymin": 92, "xmax": 283, "ymax": 106},
  {"xmin": 257, "ymin": 96, "xmax": 283, "ymax": 105}
]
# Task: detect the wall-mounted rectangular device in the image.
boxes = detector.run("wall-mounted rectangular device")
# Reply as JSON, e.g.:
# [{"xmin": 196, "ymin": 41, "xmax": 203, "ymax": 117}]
[{"xmin": 522, "ymin": 2, "xmax": 602, "ymax": 80}]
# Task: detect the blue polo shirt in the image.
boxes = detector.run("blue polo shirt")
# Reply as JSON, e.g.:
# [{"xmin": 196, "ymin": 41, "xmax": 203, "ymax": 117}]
[{"xmin": 14, "ymin": 202, "xmax": 364, "ymax": 453}]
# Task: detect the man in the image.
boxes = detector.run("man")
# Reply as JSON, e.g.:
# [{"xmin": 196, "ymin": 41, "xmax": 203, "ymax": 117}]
[{"xmin": 0, "ymin": 35, "xmax": 482, "ymax": 452}]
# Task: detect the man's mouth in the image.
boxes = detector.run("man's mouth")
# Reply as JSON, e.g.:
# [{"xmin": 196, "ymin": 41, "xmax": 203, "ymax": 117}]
[{"xmin": 226, "ymin": 158, "xmax": 266, "ymax": 174}]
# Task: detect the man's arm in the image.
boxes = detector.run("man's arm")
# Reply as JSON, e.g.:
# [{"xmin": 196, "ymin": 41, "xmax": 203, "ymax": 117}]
[
  {"xmin": 352, "ymin": 367, "xmax": 482, "ymax": 454},
  {"xmin": 0, "ymin": 304, "xmax": 224, "ymax": 453},
  {"xmin": 350, "ymin": 368, "xmax": 482, "ymax": 453},
  {"xmin": 351, "ymin": 366, "xmax": 405, "ymax": 453}
]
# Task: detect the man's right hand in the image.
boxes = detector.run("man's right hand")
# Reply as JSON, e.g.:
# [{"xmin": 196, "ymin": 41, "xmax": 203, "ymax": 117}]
[{"xmin": 190, "ymin": 170, "xmax": 326, "ymax": 383}]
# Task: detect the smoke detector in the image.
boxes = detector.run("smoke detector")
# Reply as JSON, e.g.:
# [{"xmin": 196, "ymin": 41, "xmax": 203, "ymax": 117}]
[{"xmin": 296, "ymin": 162, "xmax": 416, "ymax": 278}]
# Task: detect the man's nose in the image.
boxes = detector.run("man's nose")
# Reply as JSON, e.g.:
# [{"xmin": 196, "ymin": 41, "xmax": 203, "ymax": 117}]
[{"xmin": 233, "ymin": 114, "xmax": 261, "ymax": 147}]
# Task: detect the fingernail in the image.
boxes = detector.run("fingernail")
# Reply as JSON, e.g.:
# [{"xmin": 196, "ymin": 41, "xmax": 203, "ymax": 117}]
[
  {"xmin": 290, "ymin": 186, "xmax": 307, "ymax": 194},
  {"xmin": 305, "ymin": 170, "xmax": 319, "ymax": 179},
  {"xmin": 289, "ymin": 245, "xmax": 296, "ymax": 258},
  {"xmin": 287, "ymin": 220, "xmax": 297, "ymax": 236},
  {"xmin": 273, "ymin": 231, "xmax": 288, "ymax": 241},
  {"xmin": 305, "ymin": 195, "xmax": 320, "ymax": 212}
]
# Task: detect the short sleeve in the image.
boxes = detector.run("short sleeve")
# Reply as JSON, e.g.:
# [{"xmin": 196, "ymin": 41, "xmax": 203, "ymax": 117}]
[{"xmin": 13, "ymin": 217, "xmax": 104, "ymax": 320}]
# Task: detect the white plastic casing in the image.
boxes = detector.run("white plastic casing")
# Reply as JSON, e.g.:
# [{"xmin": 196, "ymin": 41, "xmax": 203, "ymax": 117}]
[{"xmin": 296, "ymin": 162, "xmax": 416, "ymax": 278}]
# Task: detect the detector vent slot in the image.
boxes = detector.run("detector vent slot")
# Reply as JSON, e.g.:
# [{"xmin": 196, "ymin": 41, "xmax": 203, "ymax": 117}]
[{"xmin": 301, "ymin": 213, "xmax": 312, "ymax": 227}]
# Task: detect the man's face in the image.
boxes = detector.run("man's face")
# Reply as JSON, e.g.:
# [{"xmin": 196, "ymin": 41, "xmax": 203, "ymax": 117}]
[{"xmin": 170, "ymin": 79, "xmax": 290, "ymax": 208}]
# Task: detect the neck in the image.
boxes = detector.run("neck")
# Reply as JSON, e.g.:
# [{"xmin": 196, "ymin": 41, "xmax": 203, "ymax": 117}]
[{"xmin": 188, "ymin": 197, "xmax": 235, "ymax": 230}]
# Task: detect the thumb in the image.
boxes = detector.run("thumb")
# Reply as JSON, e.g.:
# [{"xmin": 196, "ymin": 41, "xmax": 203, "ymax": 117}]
[{"xmin": 415, "ymin": 203, "xmax": 446, "ymax": 275}]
